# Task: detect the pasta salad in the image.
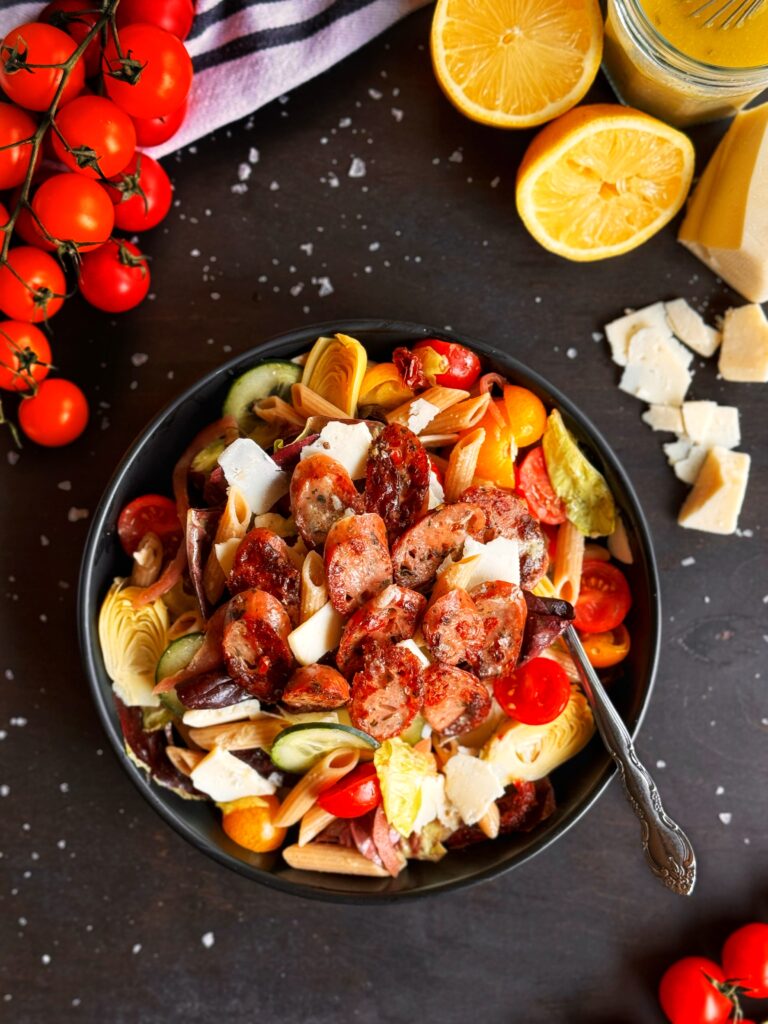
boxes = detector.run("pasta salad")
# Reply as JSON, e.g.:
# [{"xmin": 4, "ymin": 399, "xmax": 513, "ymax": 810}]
[{"xmin": 98, "ymin": 333, "xmax": 635, "ymax": 878}]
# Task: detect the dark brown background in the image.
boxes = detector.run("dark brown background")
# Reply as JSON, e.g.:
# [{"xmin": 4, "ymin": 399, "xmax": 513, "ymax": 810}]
[{"xmin": 1, "ymin": 8, "xmax": 766, "ymax": 1022}]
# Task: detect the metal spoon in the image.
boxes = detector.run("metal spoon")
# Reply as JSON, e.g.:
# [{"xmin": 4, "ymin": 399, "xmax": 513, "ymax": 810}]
[
  {"xmin": 562, "ymin": 625, "xmax": 696, "ymax": 896},
  {"xmin": 687, "ymin": 0, "xmax": 765, "ymax": 29}
]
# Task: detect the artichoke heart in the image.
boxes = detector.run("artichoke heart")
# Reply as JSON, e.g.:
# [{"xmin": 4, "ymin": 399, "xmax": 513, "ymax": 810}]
[
  {"xmin": 481, "ymin": 686, "xmax": 595, "ymax": 783},
  {"xmin": 98, "ymin": 579, "xmax": 169, "ymax": 708},
  {"xmin": 542, "ymin": 409, "xmax": 616, "ymax": 538},
  {"xmin": 373, "ymin": 737, "xmax": 438, "ymax": 838},
  {"xmin": 358, "ymin": 362, "xmax": 413, "ymax": 410},
  {"xmin": 301, "ymin": 333, "xmax": 367, "ymax": 417}
]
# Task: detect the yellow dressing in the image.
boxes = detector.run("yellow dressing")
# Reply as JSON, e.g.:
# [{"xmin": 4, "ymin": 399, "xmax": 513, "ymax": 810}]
[{"xmin": 639, "ymin": 0, "xmax": 768, "ymax": 68}]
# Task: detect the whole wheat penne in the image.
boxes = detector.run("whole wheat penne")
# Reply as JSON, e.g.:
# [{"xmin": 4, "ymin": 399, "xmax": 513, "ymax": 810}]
[
  {"xmin": 167, "ymin": 609, "xmax": 204, "ymax": 641},
  {"xmin": 166, "ymin": 746, "xmax": 204, "ymax": 776},
  {"xmin": 291, "ymin": 382, "xmax": 349, "ymax": 421},
  {"xmin": 386, "ymin": 385, "xmax": 469, "ymax": 426},
  {"xmin": 444, "ymin": 427, "xmax": 485, "ymax": 503},
  {"xmin": 253, "ymin": 394, "xmax": 306, "ymax": 431},
  {"xmin": 298, "ymin": 805, "xmax": 337, "ymax": 846},
  {"xmin": 188, "ymin": 717, "xmax": 285, "ymax": 752},
  {"xmin": 426, "ymin": 392, "xmax": 490, "ymax": 435},
  {"xmin": 478, "ymin": 801, "xmax": 500, "ymax": 840},
  {"xmin": 282, "ymin": 843, "xmax": 389, "ymax": 877},
  {"xmin": 300, "ymin": 550, "xmax": 328, "ymax": 623},
  {"xmin": 130, "ymin": 532, "xmax": 163, "ymax": 588},
  {"xmin": 203, "ymin": 486, "xmax": 250, "ymax": 605},
  {"xmin": 553, "ymin": 520, "xmax": 585, "ymax": 604},
  {"xmin": 274, "ymin": 748, "xmax": 360, "ymax": 828}
]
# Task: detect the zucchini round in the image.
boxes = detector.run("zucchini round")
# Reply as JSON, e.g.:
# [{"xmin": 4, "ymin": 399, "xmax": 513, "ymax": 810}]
[
  {"xmin": 270, "ymin": 722, "xmax": 378, "ymax": 773},
  {"xmin": 223, "ymin": 361, "xmax": 302, "ymax": 436}
]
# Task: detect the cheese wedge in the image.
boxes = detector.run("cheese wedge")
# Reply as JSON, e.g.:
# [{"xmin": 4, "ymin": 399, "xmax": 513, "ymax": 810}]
[
  {"xmin": 678, "ymin": 447, "xmax": 751, "ymax": 535},
  {"xmin": 719, "ymin": 304, "xmax": 768, "ymax": 383},
  {"xmin": 665, "ymin": 298, "xmax": 721, "ymax": 358}
]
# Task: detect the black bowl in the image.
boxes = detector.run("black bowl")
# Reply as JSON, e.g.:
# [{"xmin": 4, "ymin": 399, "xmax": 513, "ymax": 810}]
[{"xmin": 78, "ymin": 319, "xmax": 660, "ymax": 903}]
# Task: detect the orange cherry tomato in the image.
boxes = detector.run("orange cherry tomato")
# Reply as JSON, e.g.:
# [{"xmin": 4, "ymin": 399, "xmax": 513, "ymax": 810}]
[
  {"xmin": 502, "ymin": 385, "xmax": 547, "ymax": 448},
  {"xmin": 581, "ymin": 623, "xmax": 630, "ymax": 668},
  {"xmin": 220, "ymin": 794, "xmax": 286, "ymax": 853},
  {"xmin": 465, "ymin": 400, "xmax": 516, "ymax": 489}
]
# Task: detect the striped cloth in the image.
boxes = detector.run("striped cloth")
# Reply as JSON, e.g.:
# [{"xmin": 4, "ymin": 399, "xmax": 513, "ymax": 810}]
[{"xmin": 0, "ymin": 0, "xmax": 431, "ymax": 157}]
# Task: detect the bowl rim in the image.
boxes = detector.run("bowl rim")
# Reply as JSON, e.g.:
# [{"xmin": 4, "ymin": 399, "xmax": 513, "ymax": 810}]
[{"xmin": 78, "ymin": 317, "xmax": 660, "ymax": 904}]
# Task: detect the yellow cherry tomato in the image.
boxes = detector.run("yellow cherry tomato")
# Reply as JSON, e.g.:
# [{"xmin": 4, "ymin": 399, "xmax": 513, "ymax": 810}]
[
  {"xmin": 219, "ymin": 794, "xmax": 286, "ymax": 853},
  {"xmin": 503, "ymin": 385, "xmax": 547, "ymax": 448},
  {"xmin": 581, "ymin": 623, "xmax": 631, "ymax": 668},
  {"xmin": 465, "ymin": 400, "xmax": 516, "ymax": 488}
]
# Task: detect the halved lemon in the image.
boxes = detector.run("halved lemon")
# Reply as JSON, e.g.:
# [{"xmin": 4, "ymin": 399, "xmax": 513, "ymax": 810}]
[
  {"xmin": 516, "ymin": 104, "xmax": 696, "ymax": 261},
  {"xmin": 430, "ymin": 0, "xmax": 603, "ymax": 129}
]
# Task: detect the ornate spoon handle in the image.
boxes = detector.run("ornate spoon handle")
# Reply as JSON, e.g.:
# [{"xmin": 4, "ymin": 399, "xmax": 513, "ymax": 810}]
[{"xmin": 563, "ymin": 626, "xmax": 696, "ymax": 895}]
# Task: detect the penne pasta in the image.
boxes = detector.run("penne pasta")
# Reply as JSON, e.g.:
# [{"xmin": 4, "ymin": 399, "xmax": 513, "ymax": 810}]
[
  {"xmin": 166, "ymin": 746, "xmax": 205, "ymax": 776},
  {"xmin": 386, "ymin": 385, "xmax": 470, "ymax": 427},
  {"xmin": 426, "ymin": 392, "xmax": 490, "ymax": 435},
  {"xmin": 291, "ymin": 382, "xmax": 349, "ymax": 421},
  {"xmin": 251, "ymin": 512, "xmax": 297, "ymax": 538},
  {"xmin": 478, "ymin": 801, "xmax": 500, "ymax": 840},
  {"xmin": 300, "ymin": 551, "xmax": 328, "ymax": 623},
  {"xmin": 166, "ymin": 609, "xmax": 204, "ymax": 641},
  {"xmin": 584, "ymin": 543, "xmax": 611, "ymax": 562},
  {"xmin": 253, "ymin": 395, "xmax": 306, "ymax": 431},
  {"xmin": 428, "ymin": 559, "xmax": 476, "ymax": 606},
  {"xmin": 553, "ymin": 520, "xmax": 586, "ymax": 604},
  {"xmin": 298, "ymin": 805, "xmax": 337, "ymax": 846},
  {"xmin": 203, "ymin": 486, "xmax": 250, "ymax": 605},
  {"xmin": 188, "ymin": 717, "xmax": 285, "ymax": 752},
  {"xmin": 282, "ymin": 843, "xmax": 389, "ymax": 877},
  {"xmin": 444, "ymin": 427, "xmax": 485, "ymax": 503},
  {"xmin": 419, "ymin": 433, "xmax": 460, "ymax": 449},
  {"xmin": 273, "ymin": 748, "xmax": 360, "ymax": 828},
  {"xmin": 130, "ymin": 531, "xmax": 163, "ymax": 588}
]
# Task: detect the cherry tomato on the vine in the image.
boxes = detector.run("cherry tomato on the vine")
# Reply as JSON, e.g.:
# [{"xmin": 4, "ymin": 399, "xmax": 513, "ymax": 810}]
[
  {"xmin": 0, "ymin": 246, "xmax": 66, "ymax": 322},
  {"xmin": 0, "ymin": 23, "xmax": 85, "ymax": 112},
  {"xmin": 41, "ymin": 0, "xmax": 101, "ymax": 78},
  {"xmin": 117, "ymin": 0, "xmax": 195, "ymax": 41},
  {"xmin": 0, "ymin": 321, "xmax": 52, "ymax": 392},
  {"xmin": 317, "ymin": 764, "xmax": 382, "ymax": 819},
  {"xmin": 722, "ymin": 923, "xmax": 768, "ymax": 998},
  {"xmin": 572, "ymin": 560, "xmax": 632, "ymax": 635},
  {"xmin": 79, "ymin": 239, "xmax": 150, "ymax": 313},
  {"xmin": 502, "ymin": 385, "xmax": 547, "ymax": 448},
  {"xmin": 18, "ymin": 378, "xmax": 88, "ymax": 446},
  {"xmin": 32, "ymin": 173, "xmax": 114, "ymax": 252},
  {"xmin": 0, "ymin": 103, "xmax": 38, "ymax": 190},
  {"xmin": 581, "ymin": 623, "xmax": 630, "ymax": 669},
  {"xmin": 517, "ymin": 446, "xmax": 567, "ymax": 525},
  {"xmin": 132, "ymin": 100, "xmax": 187, "ymax": 147},
  {"xmin": 104, "ymin": 24, "xmax": 193, "ymax": 120},
  {"xmin": 658, "ymin": 957, "xmax": 734, "ymax": 1024},
  {"xmin": 412, "ymin": 338, "xmax": 481, "ymax": 389},
  {"xmin": 109, "ymin": 153, "xmax": 172, "ymax": 232},
  {"xmin": 493, "ymin": 658, "xmax": 571, "ymax": 725},
  {"xmin": 52, "ymin": 96, "xmax": 136, "ymax": 179},
  {"xmin": 117, "ymin": 494, "xmax": 182, "ymax": 557}
]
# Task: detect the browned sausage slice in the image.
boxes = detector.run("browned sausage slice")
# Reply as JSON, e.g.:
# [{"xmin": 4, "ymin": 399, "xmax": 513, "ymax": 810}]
[
  {"xmin": 228, "ymin": 527, "xmax": 301, "ymax": 623},
  {"xmin": 324, "ymin": 512, "xmax": 393, "ymax": 616},
  {"xmin": 459, "ymin": 485, "xmax": 549, "ymax": 588},
  {"xmin": 282, "ymin": 664, "xmax": 350, "ymax": 711},
  {"xmin": 222, "ymin": 589, "xmax": 294, "ymax": 701},
  {"xmin": 422, "ymin": 664, "xmax": 492, "ymax": 737},
  {"xmin": 364, "ymin": 422, "xmax": 430, "ymax": 541},
  {"xmin": 349, "ymin": 640, "xmax": 423, "ymax": 741},
  {"xmin": 336, "ymin": 584, "xmax": 426, "ymax": 676},
  {"xmin": 468, "ymin": 580, "xmax": 527, "ymax": 678},
  {"xmin": 390, "ymin": 502, "xmax": 486, "ymax": 591},
  {"xmin": 290, "ymin": 453, "xmax": 363, "ymax": 548},
  {"xmin": 421, "ymin": 588, "xmax": 484, "ymax": 666}
]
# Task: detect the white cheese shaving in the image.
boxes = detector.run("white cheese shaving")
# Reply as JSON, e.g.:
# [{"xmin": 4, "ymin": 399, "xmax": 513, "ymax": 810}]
[
  {"xmin": 182, "ymin": 699, "xmax": 262, "ymax": 728},
  {"xmin": 682, "ymin": 402, "xmax": 740, "ymax": 450},
  {"xmin": 618, "ymin": 327, "xmax": 692, "ymax": 406},
  {"xmin": 674, "ymin": 445, "xmax": 709, "ymax": 485},
  {"xmin": 604, "ymin": 302, "xmax": 671, "ymax": 367},
  {"xmin": 190, "ymin": 747, "xmax": 276, "ymax": 802},
  {"xmin": 218, "ymin": 438, "xmax": 288, "ymax": 515},
  {"xmin": 406, "ymin": 398, "xmax": 440, "ymax": 435},
  {"xmin": 460, "ymin": 535, "xmax": 521, "ymax": 588},
  {"xmin": 299, "ymin": 421, "xmax": 373, "ymax": 479},
  {"xmin": 396, "ymin": 638, "xmax": 431, "ymax": 669},
  {"xmin": 444, "ymin": 753, "xmax": 504, "ymax": 826},
  {"xmin": 287, "ymin": 601, "xmax": 345, "ymax": 666},
  {"xmin": 427, "ymin": 469, "xmax": 444, "ymax": 510},
  {"xmin": 641, "ymin": 405, "xmax": 685, "ymax": 434},
  {"xmin": 665, "ymin": 298, "xmax": 721, "ymax": 357}
]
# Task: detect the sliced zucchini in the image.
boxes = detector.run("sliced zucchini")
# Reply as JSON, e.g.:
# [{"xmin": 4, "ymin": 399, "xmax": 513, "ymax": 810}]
[
  {"xmin": 155, "ymin": 633, "xmax": 204, "ymax": 717},
  {"xmin": 190, "ymin": 437, "xmax": 228, "ymax": 475},
  {"xmin": 270, "ymin": 723, "xmax": 378, "ymax": 773},
  {"xmin": 223, "ymin": 361, "xmax": 303, "ymax": 436}
]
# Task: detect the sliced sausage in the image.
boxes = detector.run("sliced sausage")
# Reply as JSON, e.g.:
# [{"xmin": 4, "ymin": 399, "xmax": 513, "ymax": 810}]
[
  {"xmin": 421, "ymin": 588, "xmax": 485, "ymax": 666},
  {"xmin": 391, "ymin": 502, "xmax": 486, "ymax": 591},
  {"xmin": 290, "ymin": 453, "xmax": 363, "ymax": 548},
  {"xmin": 422, "ymin": 664, "xmax": 491, "ymax": 738},
  {"xmin": 349, "ymin": 640, "xmax": 423, "ymax": 741},
  {"xmin": 324, "ymin": 512, "xmax": 393, "ymax": 616},
  {"xmin": 364, "ymin": 422, "xmax": 430, "ymax": 541},
  {"xmin": 459, "ymin": 486, "xmax": 549, "ymax": 588},
  {"xmin": 222, "ymin": 588, "xmax": 293, "ymax": 701},
  {"xmin": 468, "ymin": 580, "xmax": 527, "ymax": 678},
  {"xmin": 282, "ymin": 664, "xmax": 350, "ymax": 712},
  {"xmin": 228, "ymin": 527, "xmax": 301, "ymax": 623},
  {"xmin": 336, "ymin": 584, "xmax": 426, "ymax": 676}
]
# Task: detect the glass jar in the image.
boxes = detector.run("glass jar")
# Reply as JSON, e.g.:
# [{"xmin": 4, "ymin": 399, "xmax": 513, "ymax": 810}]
[{"xmin": 603, "ymin": 0, "xmax": 768, "ymax": 126}]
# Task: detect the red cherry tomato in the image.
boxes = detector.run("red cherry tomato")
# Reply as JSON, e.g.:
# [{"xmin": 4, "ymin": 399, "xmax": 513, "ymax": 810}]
[
  {"xmin": 659, "ymin": 958, "xmax": 733, "ymax": 1024},
  {"xmin": 132, "ymin": 99, "xmax": 187, "ymax": 147},
  {"xmin": 109, "ymin": 153, "xmax": 172, "ymax": 231},
  {"xmin": 493, "ymin": 658, "xmax": 571, "ymax": 725},
  {"xmin": 78, "ymin": 239, "xmax": 150, "ymax": 313},
  {"xmin": 0, "ymin": 103, "xmax": 37, "ymax": 190},
  {"xmin": 18, "ymin": 378, "xmax": 88, "ymax": 446},
  {"xmin": 317, "ymin": 763, "xmax": 382, "ymax": 819},
  {"xmin": 0, "ymin": 203, "xmax": 7, "ymax": 227},
  {"xmin": 117, "ymin": 494, "xmax": 182, "ymax": 557},
  {"xmin": 722, "ymin": 923, "xmax": 768, "ymax": 998},
  {"xmin": 573, "ymin": 560, "xmax": 632, "ymax": 634},
  {"xmin": 117, "ymin": 0, "xmax": 195, "ymax": 40},
  {"xmin": 0, "ymin": 247, "xmax": 66, "ymax": 322},
  {"xmin": 41, "ymin": 0, "xmax": 101, "ymax": 78},
  {"xmin": 32, "ymin": 173, "xmax": 114, "ymax": 252},
  {"xmin": 0, "ymin": 23, "xmax": 85, "ymax": 111},
  {"xmin": 104, "ymin": 24, "xmax": 193, "ymax": 120},
  {"xmin": 52, "ymin": 96, "xmax": 136, "ymax": 179},
  {"xmin": 517, "ymin": 446, "xmax": 567, "ymax": 525},
  {"xmin": 412, "ymin": 338, "xmax": 482, "ymax": 389},
  {"xmin": 0, "ymin": 320, "xmax": 51, "ymax": 392}
]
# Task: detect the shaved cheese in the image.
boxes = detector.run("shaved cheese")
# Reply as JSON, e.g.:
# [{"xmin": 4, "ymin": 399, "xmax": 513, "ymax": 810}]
[
  {"xmin": 719, "ymin": 304, "xmax": 768, "ymax": 382},
  {"xmin": 461, "ymin": 536, "xmax": 520, "ymax": 588},
  {"xmin": 407, "ymin": 398, "xmax": 440, "ymax": 434},
  {"xmin": 215, "ymin": 537, "xmax": 241, "ymax": 577},
  {"xmin": 287, "ymin": 601, "xmax": 344, "ymax": 667},
  {"xmin": 183, "ymin": 699, "xmax": 262, "ymax": 728},
  {"xmin": 673, "ymin": 445, "xmax": 709, "ymax": 485},
  {"xmin": 604, "ymin": 302, "xmax": 671, "ymax": 367},
  {"xmin": 618, "ymin": 328, "xmax": 692, "ymax": 406},
  {"xmin": 444, "ymin": 753, "xmax": 503, "ymax": 825},
  {"xmin": 679, "ymin": 447, "xmax": 751, "ymax": 535},
  {"xmin": 218, "ymin": 438, "xmax": 289, "ymax": 515},
  {"xmin": 664, "ymin": 439, "xmax": 692, "ymax": 465},
  {"xmin": 683, "ymin": 401, "xmax": 740, "ymax": 449},
  {"xmin": 681, "ymin": 401, "xmax": 717, "ymax": 444},
  {"xmin": 641, "ymin": 405, "xmax": 684, "ymax": 434},
  {"xmin": 190, "ymin": 747, "xmax": 276, "ymax": 802},
  {"xmin": 665, "ymin": 298, "xmax": 721, "ymax": 357},
  {"xmin": 299, "ymin": 421, "xmax": 372, "ymax": 479},
  {"xmin": 428, "ymin": 469, "xmax": 444, "ymax": 510},
  {"xmin": 396, "ymin": 638, "xmax": 431, "ymax": 669}
]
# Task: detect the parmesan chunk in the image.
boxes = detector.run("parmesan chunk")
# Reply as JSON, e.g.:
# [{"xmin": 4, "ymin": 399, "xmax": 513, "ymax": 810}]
[
  {"xmin": 218, "ymin": 438, "xmax": 289, "ymax": 515},
  {"xmin": 190, "ymin": 747, "xmax": 276, "ymax": 802},
  {"xmin": 719, "ymin": 304, "xmax": 768, "ymax": 382},
  {"xmin": 604, "ymin": 303, "xmax": 671, "ymax": 367},
  {"xmin": 461, "ymin": 536, "xmax": 520, "ymax": 588},
  {"xmin": 427, "ymin": 469, "xmax": 445, "ymax": 510},
  {"xmin": 665, "ymin": 298, "xmax": 721, "ymax": 357},
  {"xmin": 678, "ymin": 447, "xmax": 751, "ymax": 535},
  {"xmin": 618, "ymin": 328, "xmax": 692, "ymax": 406},
  {"xmin": 396, "ymin": 638, "xmax": 431, "ymax": 669},
  {"xmin": 183, "ymin": 699, "xmax": 262, "ymax": 728},
  {"xmin": 407, "ymin": 398, "xmax": 440, "ymax": 435},
  {"xmin": 681, "ymin": 401, "xmax": 716, "ymax": 444},
  {"xmin": 673, "ymin": 445, "xmax": 708, "ymax": 485},
  {"xmin": 682, "ymin": 401, "xmax": 740, "ymax": 450},
  {"xmin": 299, "ymin": 421, "xmax": 372, "ymax": 479},
  {"xmin": 641, "ymin": 405, "xmax": 684, "ymax": 434},
  {"xmin": 287, "ymin": 601, "xmax": 344, "ymax": 666},
  {"xmin": 663, "ymin": 439, "xmax": 691, "ymax": 465},
  {"xmin": 444, "ymin": 753, "xmax": 504, "ymax": 826}
]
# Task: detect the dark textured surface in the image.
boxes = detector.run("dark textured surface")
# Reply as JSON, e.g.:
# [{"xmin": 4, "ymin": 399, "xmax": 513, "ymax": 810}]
[{"xmin": 1, "ymin": 8, "xmax": 766, "ymax": 1022}]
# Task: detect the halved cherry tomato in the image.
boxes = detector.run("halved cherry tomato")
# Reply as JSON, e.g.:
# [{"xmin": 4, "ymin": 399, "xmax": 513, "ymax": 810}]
[
  {"xmin": 463, "ymin": 400, "xmax": 516, "ymax": 488},
  {"xmin": 502, "ymin": 385, "xmax": 547, "ymax": 448},
  {"xmin": 317, "ymin": 763, "xmax": 382, "ymax": 819},
  {"xmin": 722, "ymin": 923, "xmax": 768, "ymax": 999},
  {"xmin": 220, "ymin": 794, "xmax": 286, "ymax": 853},
  {"xmin": 573, "ymin": 561, "xmax": 632, "ymax": 634},
  {"xmin": 0, "ymin": 321, "xmax": 51, "ymax": 392},
  {"xmin": 117, "ymin": 494, "xmax": 182, "ymax": 557},
  {"xmin": 132, "ymin": 100, "xmax": 187, "ymax": 147},
  {"xmin": 658, "ymin": 957, "xmax": 733, "ymax": 1024},
  {"xmin": 412, "ymin": 338, "xmax": 481, "ymax": 389},
  {"xmin": 581, "ymin": 624, "xmax": 630, "ymax": 668},
  {"xmin": 18, "ymin": 378, "xmax": 88, "ymax": 446},
  {"xmin": 517, "ymin": 446, "xmax": 566, "ymax": 525},
  {"xmin": 493, "ymin": 658, "xmax": 571, "ymax": 725}
]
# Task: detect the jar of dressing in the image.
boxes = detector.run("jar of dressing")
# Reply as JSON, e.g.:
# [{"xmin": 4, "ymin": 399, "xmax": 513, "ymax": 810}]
[{"xmin": 603, "ymin": 0, "xmax": 768, "ymax": 126}]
